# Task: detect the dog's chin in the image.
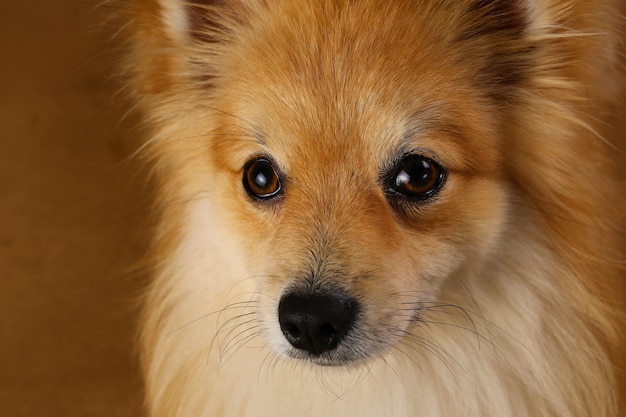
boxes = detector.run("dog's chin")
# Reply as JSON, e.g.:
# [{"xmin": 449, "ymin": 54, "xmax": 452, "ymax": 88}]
[{"xmin": 282, "ymin": 348, "xmax": 369, "ymax": 367}]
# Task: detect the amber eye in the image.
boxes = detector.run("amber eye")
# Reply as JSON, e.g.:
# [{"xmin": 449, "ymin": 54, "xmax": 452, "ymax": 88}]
[
  {"xmin": 243, "ymin": 158, "xmax": 282, "ymax": 200},
  {"xmin": 390, "ymin": 155, "xmax": 446, "ymax": 200}
]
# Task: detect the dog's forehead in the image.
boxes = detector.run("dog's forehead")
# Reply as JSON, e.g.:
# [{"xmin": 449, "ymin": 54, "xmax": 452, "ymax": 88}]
[
  {"xmin": 230, "ymin": 78, "xmax": 496, "ymax": 179},
  {"xmin": 219, "ymin": 1, "xmax": 504, "ymax": 176}
]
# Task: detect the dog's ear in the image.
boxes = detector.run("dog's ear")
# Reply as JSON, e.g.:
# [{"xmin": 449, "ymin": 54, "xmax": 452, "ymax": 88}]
[
  {"xmin": 161, "ymin": 0, "xmax": 251, "ymax": 45},
  {"xmin": 464, "ymin": 0, "xmax": 529, "ymax": 37},
  {"xmin": 126, "ymin": 1, "xmax": 254, "ymax": 96},
  {"xmin": 459, "ymin": 0, "xmax": 531, "ymax": 100}
]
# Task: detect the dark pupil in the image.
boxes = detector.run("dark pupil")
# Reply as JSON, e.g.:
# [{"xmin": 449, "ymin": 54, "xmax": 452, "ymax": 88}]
[{"xmin": 395, "ymin": 158, "xmax": 437, "ymax": 195}]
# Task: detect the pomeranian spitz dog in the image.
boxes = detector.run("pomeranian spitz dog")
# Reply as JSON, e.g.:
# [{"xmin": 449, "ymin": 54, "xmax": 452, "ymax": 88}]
[{"xmin": 123, "ymin": 0, "xmax": 626, "ymax": 415}]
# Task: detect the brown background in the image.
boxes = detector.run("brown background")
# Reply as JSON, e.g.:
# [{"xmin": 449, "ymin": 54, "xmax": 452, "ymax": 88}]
[
  {"xmin": 0, "ymin": 1, "xmax": 147, "ymax": 416},
  {"xmin": 0, "ymin": 1, "xmax": 624, "ymax": 417}
]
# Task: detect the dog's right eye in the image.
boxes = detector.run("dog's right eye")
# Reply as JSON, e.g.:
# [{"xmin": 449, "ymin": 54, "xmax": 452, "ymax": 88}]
[{"xmin": 243, "ymin": 158, "xmax": 282, "ymax": 200}]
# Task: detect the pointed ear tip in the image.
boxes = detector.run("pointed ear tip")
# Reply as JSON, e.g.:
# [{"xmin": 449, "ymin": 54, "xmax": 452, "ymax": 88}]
[{"xmin": 160, "ymin": 0, "xmax": 246, "ymax": 44}]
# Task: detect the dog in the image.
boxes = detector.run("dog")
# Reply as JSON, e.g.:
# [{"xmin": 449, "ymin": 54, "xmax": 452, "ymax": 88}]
[{"xmin": 123, "ymin": 1, "xmax": 626, "ymax": 415}]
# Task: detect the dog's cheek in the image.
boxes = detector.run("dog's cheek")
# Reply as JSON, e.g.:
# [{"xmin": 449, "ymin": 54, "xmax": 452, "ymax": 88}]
[
  {"xmin": 221, "ymin": 207, "xmax": 278, "ymax": 274},
  {"xmin": 415, "ymin": 174, "xmax": 508, "ymax": 258},
  {"xmin": 446, "ymin": 177, "xmax": 510, "ymax": 261}
]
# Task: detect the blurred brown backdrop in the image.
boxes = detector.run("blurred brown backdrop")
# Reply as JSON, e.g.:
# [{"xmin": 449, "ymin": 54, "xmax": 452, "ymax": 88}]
[
  {"xmin": 0, "ymin": 1, "xmax": 147, "ymax": 416},
  {"xmin": 0, "ymin": 1, "xmax": 624, "ymax": 417}
]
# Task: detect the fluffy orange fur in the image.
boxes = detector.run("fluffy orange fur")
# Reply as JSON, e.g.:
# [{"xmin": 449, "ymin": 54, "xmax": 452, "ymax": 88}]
[{"xmin": 123, "ymin": 1, "xmax": 625, "ymax": 416}]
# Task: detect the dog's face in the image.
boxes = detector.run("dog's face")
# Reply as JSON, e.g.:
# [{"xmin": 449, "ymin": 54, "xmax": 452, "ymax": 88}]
[{"xmin": 192, "ymin": 1, "xmax": 525, "ymax": 365}]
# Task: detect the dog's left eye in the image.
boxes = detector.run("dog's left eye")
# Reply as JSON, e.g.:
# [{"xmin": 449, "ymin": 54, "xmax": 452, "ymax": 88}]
[
  {"xmin": 243, "ymin": 158, "xmax": 282, "ymax": 200},
  {"xmin": 388, "ymin": 154, "xmax": 446, "ymax": 200}
]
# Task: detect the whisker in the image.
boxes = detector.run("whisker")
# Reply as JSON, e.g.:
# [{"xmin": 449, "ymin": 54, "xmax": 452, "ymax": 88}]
[
  {"xmin": 416, "ymin": 301, "xmax": 528, "ymax": 352},
  {"xmin": 397, "ymin": 326, "xmax": 466, "ymax": 376},
  {"xmin": 219, "ymin": 327, "xmax": 263, "ymax": 363},
  {"xmin": 258, "ymin": 349, "xmax": 281, "ymax": 385},
  {"xmin": 212, "ymin": 309, "xmax": 257, "ymax": 354},
  {"xmin": 166, "ymin": 312, "xmax": 216, "ymax": 335},
  {"xmin": 218, "ymin": 318, "xmax": 261, "ymax": 356}
]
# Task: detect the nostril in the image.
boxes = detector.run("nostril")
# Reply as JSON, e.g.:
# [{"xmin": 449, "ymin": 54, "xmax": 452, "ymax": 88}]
[
  {"xmin": 286, "ymin": 323, "xmax": 301, "ymax": 337},
  {"xmin": 278, "ymin": 292, "xmax": 359, "ymax": 356},
  {"xmin": 283, "ymin": 322, "xmax": 302, "ymax": 345}
]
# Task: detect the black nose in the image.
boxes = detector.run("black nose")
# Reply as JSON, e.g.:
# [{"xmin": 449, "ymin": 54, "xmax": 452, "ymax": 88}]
[{"xmin": 278, "ymin": 292, "xmax": 359, "ymax": 356}]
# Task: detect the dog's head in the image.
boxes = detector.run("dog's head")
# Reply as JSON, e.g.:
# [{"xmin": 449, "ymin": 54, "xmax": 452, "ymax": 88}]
[
  {"xmin": 139, "ymin": 0, "xmax": 529, "ymax": 366},
  {"xmin": 194, "ymin": 0, "xmax": 525, "ymax": 366},
  {"xmin": 133, "ymin": 0, "xmax": 619, "ymax": 366}
]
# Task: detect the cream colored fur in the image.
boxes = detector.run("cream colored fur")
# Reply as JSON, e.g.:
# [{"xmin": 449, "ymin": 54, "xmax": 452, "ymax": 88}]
[{"xmin": 144, "ymin": 199, "xmax": 616, "ymax": 416}]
